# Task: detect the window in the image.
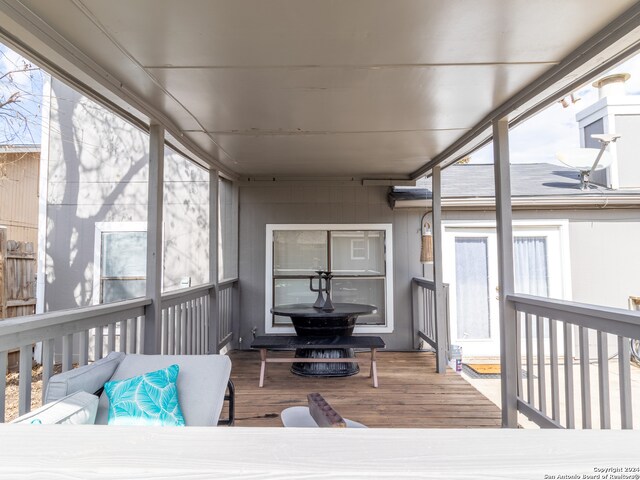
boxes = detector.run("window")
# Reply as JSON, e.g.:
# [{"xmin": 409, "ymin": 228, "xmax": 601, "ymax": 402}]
[
  {"xmin": 93, "ymin": 223, "xmax": 147, "ymax": 304},
  {"xmin": 266, "ymin": 224, "xmax": 394, "ymax": 333}
]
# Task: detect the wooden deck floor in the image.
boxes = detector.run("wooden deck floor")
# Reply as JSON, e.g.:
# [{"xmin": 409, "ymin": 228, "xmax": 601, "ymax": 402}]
[{"xmin": 227, "ymin": 350, "xmax": 502, "ymax": 428}]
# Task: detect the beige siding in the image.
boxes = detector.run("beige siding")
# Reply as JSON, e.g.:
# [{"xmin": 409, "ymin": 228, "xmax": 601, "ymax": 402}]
[{"xmin": 0, "ymin": 151, "xmax": 39, "ymax": 247}]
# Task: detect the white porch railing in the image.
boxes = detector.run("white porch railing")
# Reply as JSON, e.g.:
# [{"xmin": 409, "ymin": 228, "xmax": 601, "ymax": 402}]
[
  {"xmin": 158, "ymin": 279, "xmax": 237, "ymax": 355},
  {"xmin": 0, "ymin": 297, "xmax": 150, "ymax": 419},
  {"xmin": 160, "ymin": 283, "xmax": 212, "ymax": 355},
  {"xmin": 0, "ymin": 280, "xmax": 239, "ymax": 422},
  {"xmin": 411, "ymin": 278, "xmax": 450, "ymax": 363},
  {"xmin": 508, "ymin": 294, "xmax": 640, "ymax": 429},
  {"xmin": 217, "ymin": 279, "xmax": 237, "ymax": 352}
]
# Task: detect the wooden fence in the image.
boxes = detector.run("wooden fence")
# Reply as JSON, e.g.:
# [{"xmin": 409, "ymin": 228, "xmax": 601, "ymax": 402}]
[
  {"xmin": 0, "ymin": 227, "xmax": 37, "ymax": 371},
  {"xmin": 0, "ymin": 228, "xmax": 37, "ymax": 320}
]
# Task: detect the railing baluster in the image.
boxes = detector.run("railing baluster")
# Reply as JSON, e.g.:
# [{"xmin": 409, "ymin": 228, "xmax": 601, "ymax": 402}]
[
  {"xmin": 525, "ymin": 313, "xmax": 534, "ymax": 405},
  {"xmin": 187, "ymin": 300, "xmax": 193, "ymax": 354},
  {"xmin": 549, "ymin": 318, "xmax": 560, "ymax": 422},
  {"xmin": 196, "ymin": 298, "xmax": 201, "ymax": 354},
  {"xmin": 597, "ymin": 331, "xmax": 611, "ymax": 429},
  {"xmin": 18, "ymin": 345, "xmax": 32, "ymax": 416},
  {"xmin": 0, "ymin": 350, "xmax": 7, "ymax": 422},
  {"xmin": 79, "ymin": 331, "xmax": 89, "ymax": 366},
  {"xmin": 127, "ymin": 318, "xmax": 136, "ymax": 354},
  {"xmin": 119, "ymin": 320, "xmax": 127, "ymax": 353},
  {"xmin": 137, "ymin": 316, "xmax": 144, "ymax": 354},
  {"xmin": 204, "ymin": 295, "xmax": 209, "ymax": 354},
  {"xmin": 94, "ymin": 326, "xmax": 104, "ymax": 360},
  {"xmin": 107, "ymin": 323, "xmax": 116, "ymax": 353},
  {"xmin": 41, "ymin": 338, "xmax": 54, "ymax": 403},
  {"xmin": 193, "ymin": 299, "xmax": 198, "ymax": 354},
  {"xmin": 579, "ymin": 326, "xmax": 592, "ymax": 429},
  {"xmin": 618, "ymin": 336, "xmax": 633, "ymax": 429},
  {"xmin": 168, "ymin": 306, "xmax": 175, "ymax": 355},
  {"xmin": 563, "ymin": 322, "xmax": 575, "ymax": 428},
  {"xmin": 176, "ymin": 303, "xmax": 183, "ymax": 355},
  {"xmin": 160, "ymin": 309, "xmax": 167, "ymax": 355},
  {"xmin": 536, "ymin": 315, "xmax": 547, "ymax": 415},
  {"xmin": 201, "ymin": 296, "xmax": 206, "ymax": 354},
  {"xmin": 515, "ymin": 311, "xmax": 523, "ymax": 398},
  {"xmin": 62, "ymin": 334, "xmax": 73, "ymax": 372}
]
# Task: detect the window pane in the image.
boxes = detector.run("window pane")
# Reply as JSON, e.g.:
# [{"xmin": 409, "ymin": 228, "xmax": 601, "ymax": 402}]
[
  {"xmin": 273, "ymin": 278, "xmax": 318, "ymax": 325},
  {"xmin": 273, "ymin": 230, "xmax": 327, "ymax": 275},
  {"xmin": 330, "ymin": 231, "xmax": 385, "ymax": 276},
  {"xmin": 102, "ymin": 232, "xmax": 147, "ymax": 277},
  {"xmin": 332, "ymin": 278, "xmax": 386, "ymax": 325},
  {"xmin": 102, "ymin": 279, "xmax": 146, "ymax": 303},
  {"xmin": 514, "ymin": 236, "xmax": 549, "ymax": 296},
  {"xmin": 455, "ymin": 237, "xmax": 490, "ymax": 339}
]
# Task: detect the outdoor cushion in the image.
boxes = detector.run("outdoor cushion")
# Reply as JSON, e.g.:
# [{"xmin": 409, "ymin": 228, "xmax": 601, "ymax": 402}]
[
  {"xmin": 44, "ymin": 351, "xmax": 125, "ymax": 404},
  {"xmin": 95, "ymin": 354, "xmax": 232, "ymax": 426},
  {"xmin": 104, "ymin": 364, "xmax": 185, "ymax": 426},
  {"xmin": 11, "ymin": 391, "xmax": 98, "ymax": 425}
]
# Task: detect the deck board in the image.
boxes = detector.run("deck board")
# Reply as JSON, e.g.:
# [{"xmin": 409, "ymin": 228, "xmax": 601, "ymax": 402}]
[{"xmin": 226, "ymin": 350, "xmax": 502, "ymax": 428}]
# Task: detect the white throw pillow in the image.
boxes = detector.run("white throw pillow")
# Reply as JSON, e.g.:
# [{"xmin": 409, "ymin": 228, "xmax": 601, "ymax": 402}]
[{"xmin": 10, "ymin": 391, "xmax": 99, "ymax": 425}]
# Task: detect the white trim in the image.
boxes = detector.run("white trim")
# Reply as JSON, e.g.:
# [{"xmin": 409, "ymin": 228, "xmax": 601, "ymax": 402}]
[
  {"xmin": 35, "ymin": 75, "xmax": 52, "ymax": 315},
  {"xmin": 0, "ymin": 145, "xmax": 40, "ymax": 153},
  {"xmin": 92, "ymin": 222, "xmax": 147, "ymax": 305},
  {"xmin": 265, "ymin": 224, "xmax": 394, "ymax": 334}
]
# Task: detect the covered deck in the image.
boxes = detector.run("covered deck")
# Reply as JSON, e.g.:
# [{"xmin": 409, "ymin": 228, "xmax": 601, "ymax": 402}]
[
  {"xmin": 1, "ymin": 4, "xmax": 640, "ymax": 476},
  {"xmin": 228, "ymin": 350, "xmax": 501, "ymax": 428}
]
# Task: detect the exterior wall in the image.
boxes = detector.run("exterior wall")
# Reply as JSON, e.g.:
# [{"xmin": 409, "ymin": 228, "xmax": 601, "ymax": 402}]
[
  {"xmin": 0, "ymin": 150, "xmax": 39, "ymax": 246},
  {"xmin": 616, "ymin": 114, "xmax": 640, "ymax": 189},
  {"xmin": 582, "ymin": 119, "xmax": 606, "ymax": 187},
  {"xmin": 40, "ymin": 78, "xmax": 209, "ymax": 312},
  {"xmin": 442, "ymin": 207, "xmax": 640, "ymax": 309},
  {"xmin": 237, "ymin": 183, "xmax": 422, "ymax": 350}
]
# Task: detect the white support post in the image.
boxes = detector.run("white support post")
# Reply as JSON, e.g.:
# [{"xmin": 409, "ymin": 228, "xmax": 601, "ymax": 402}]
[
  {"xmin": 208, "ymin": 169, "xmax": 219, "ymax": 354},
  {"xmin": 432, "ymin": 165, "xmax": 447, "ymax": 373},
  {"xmin": 493, "ymin": 118, "xmax": 518, "ymax": 428},
  {"xmin": 144, "ymin": 124, "xmax": 164, "ymax": 355}
]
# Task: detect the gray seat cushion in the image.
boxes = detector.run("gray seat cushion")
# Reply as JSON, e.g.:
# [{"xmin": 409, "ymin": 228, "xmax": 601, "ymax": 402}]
[
  {"xmin": 44, "ymin": 351, "xmax": 125, "ymax": 403},
  {"xmin": 95, "ymin": 354, "xmax": 232, "ymax": 426}
]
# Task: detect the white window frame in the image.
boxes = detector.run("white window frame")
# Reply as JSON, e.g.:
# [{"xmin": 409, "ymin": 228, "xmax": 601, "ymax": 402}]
[
  {"xmin": 265, "ymin": 223, "xmax": 394, "ymax": 334},
  {"xmin": 92, "ymin": 222, "xmax": 148, "ymax": 305}
]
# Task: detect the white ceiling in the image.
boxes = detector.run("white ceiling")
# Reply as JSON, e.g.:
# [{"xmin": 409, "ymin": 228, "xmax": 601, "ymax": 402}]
[{"xmin": 5, "ymin": 0, "xmax": 640, "ymax": 177}]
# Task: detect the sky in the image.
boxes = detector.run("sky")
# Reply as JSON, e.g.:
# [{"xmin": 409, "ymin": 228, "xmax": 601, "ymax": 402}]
[
  {"xmin": 470, "ymin": 55, "xmax": 640, "ymax": 164},
  {"xmin": 0, "ymin": 44, "xmax": 46, "ymax": 145}
]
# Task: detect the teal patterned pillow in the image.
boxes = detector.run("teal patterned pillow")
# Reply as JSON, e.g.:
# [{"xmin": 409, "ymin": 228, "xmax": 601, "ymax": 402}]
[{"xmin": 104, "ymin": 364, "xmax": 185, "ymax": 426}]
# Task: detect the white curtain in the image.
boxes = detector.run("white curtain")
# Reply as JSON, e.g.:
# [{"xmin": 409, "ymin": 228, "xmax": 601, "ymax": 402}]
[
  {"xmin": 514, "ymin": 236, "xmax": 549, "ymax": 296},
  {"xmin": 455, "ymin": 238, "xmax": 490, "ymax": 339}
]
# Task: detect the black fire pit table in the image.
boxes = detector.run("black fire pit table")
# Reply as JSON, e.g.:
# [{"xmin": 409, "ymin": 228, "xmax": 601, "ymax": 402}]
[{"xmin": 270, "ymin": 303, "xmax": 377, "ymax": 377}]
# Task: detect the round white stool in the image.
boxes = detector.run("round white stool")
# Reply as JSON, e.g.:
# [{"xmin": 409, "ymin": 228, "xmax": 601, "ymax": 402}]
[{"xmin": 280, "ymin": 406, "xmax": 367, "ymax": 428}]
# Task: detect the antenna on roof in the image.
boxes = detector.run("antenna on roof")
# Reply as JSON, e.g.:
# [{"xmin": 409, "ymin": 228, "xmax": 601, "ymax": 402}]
[{"xmin": 555, "ymin": 133, "xmax": 621, "ymax": 190}]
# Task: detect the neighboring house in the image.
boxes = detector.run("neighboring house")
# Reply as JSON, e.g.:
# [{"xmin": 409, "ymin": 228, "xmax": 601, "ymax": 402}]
[
  {"xmin": 390, "ymin": 78, "xmax": 640, "ymax": 358},
  {"xmin": 37, "ymin": 78, "xmax": 224, "ymax": 314},
  {"xmin": 0, "ymin": 144, "xmax": 40, "ymax": 246},
  {"xmin": 0, "ymin": 145, "xmax": 39, "ymax": 324}
]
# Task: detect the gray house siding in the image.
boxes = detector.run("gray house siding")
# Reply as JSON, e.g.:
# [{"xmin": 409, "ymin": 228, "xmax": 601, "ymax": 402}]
[
  {"xmin": 41, "ymin": 79, "xmax": 210, "ymax": 313},
  {"xmin": 237, "ymin": 183, "xmax": 422, "ymax": 350}
]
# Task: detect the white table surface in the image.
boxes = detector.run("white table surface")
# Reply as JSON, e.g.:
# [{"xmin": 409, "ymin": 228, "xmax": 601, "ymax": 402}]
[{"xmin": 1, "ymin": 425, "xmax": 639, "ymax": 479}]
